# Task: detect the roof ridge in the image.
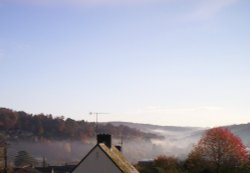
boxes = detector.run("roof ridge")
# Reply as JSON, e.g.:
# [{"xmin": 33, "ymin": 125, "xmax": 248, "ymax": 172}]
[{"xmin": 99, "ymin": 143, "xmax": 139, "ymax": 173}]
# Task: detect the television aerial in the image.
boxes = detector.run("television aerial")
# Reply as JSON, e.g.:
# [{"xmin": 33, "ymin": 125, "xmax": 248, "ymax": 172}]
[{"xmin": 89, "ymin": 112, "xmax": 109, "ymax": 134}]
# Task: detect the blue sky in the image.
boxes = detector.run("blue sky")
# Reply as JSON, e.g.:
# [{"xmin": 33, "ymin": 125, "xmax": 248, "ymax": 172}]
[{"xmin": 1, "ymin": 0, "xmax": 250, "ymax": 127}]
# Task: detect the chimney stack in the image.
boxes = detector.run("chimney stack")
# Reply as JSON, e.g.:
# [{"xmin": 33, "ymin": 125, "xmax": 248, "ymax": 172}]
[{"xmin": 97, "ymin": 134, "xmax": 112, "ymax": 148}]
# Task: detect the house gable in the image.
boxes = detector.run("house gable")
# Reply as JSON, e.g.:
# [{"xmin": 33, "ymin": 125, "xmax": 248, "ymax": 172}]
[{"xmin": 71, "ymin": 144, "xmax": 123, "ymax": 173}]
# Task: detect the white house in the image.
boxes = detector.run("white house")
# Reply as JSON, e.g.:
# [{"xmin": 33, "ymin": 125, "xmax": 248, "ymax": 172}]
[{"xmin": 71, "ymin": 134, "xmax": 139, "ymax": 173}]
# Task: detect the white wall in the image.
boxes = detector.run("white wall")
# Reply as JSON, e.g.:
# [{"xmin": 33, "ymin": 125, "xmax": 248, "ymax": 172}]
[{"xmin": 72, "ymin": 146, "xmax": 123, "ymax": 173}]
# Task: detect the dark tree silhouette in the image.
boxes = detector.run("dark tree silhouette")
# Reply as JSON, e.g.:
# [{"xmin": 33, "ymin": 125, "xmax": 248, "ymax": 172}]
[{"xmin": 14, "ymin": 150, "xmax": 36, "ymax": 167}]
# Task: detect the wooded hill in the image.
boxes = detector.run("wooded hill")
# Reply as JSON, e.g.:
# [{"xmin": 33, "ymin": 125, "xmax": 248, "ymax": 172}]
[{"xmin": 0, "ymin": 108, "xmax": 162, "ymax": 142}]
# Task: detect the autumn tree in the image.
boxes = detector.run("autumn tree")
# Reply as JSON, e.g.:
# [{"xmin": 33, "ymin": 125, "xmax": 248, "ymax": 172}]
[
  {"xmin": 186, "ymin": 127, "xmax": 249, "ymax": 173},
  {"xmin": 154, "ymin": 155, "xmax": 180, "ymax": 172},
  {"xmin": 136, "ymin": 155, "xmax": 186, "ymax": 173}
]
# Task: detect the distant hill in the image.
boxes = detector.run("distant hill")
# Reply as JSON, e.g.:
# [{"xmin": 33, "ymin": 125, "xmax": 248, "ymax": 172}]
[
  {"xmin": 0, "ymin": 108, "xmax": 162, "ymax": 142},
  {"xmin": 109, "ymin": 121, "xmax": 204, "ymax": 133},
  {"xmin": 110, "ymin": 121, "xmax": 250, "ymax": 158},
  {"xmin": 110, "ymin": 121, "xmax": 250, "ymax": 146},
  {"xmin": 226, "ymin": 123, "xmax": 250, "ymax": 147},
  {"xmin": 109, "ymin": 121, "xmax": 207, "ymax": 159}
]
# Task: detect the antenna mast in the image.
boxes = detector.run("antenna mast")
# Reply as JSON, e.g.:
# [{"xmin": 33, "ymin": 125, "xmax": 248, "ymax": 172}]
[{"xmin": 89, "ymin": 112, "xmax": 109, "ymax": 134}]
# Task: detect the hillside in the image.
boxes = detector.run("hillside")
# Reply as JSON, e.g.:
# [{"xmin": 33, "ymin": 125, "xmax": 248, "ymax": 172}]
[
  {"xmin": 226, "ymin": 123, "xmax": 250, "ymax": 147},
  {"xmin": 0, "ymin": 108, "xmax": 162, "ymax": 142},
  {"xmin": 110, "ymin": 121, "xmax": 250, "ymax": 147},
  {"xmin": 110, "ymin": 121, "xmax": 250, "ymax": 158},
  {"xmin": 110, "ymin": 122, "xmax": 207, "ymax": 159}
]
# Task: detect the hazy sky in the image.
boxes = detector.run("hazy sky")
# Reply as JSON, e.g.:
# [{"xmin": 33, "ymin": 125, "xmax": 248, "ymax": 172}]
[{"xmin": 1, "ymin": 0, "xmax": 250, "ymax": 127}]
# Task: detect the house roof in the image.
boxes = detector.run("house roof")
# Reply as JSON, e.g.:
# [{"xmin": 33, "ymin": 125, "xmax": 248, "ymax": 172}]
[
  {"xmin": 14, "ymin": 167, "xmax": 42, "ymax": 173},
  {"xmin": 98, "ymin": 144, "xmax": 139, "ymax": 173},
  {"xmin": 71, "ymin": 143, "xmax": 139, "ymax": 173},
  {"xmin": 36, "ymin": 165, "xmax": 76, "ymax": 173}
]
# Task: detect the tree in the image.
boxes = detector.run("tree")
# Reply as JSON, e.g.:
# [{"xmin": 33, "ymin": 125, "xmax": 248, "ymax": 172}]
[
  {"xmin": 136, "ymin": 155, "xmax": 185, "ymax": 173},
  {"xmin": 154, "ymin": 155, "xmax": 180, "ymax": 172},
  {"xmin": 0, "ymin": 146, "xmax": 4, "ymax": 170},
  {"xmin": 186, "ymin": 127, "xmax": 249, "ymax": 173},
  {"xmin": 14, "ymin": 151, "xmax": 36, "ymax": 168}
]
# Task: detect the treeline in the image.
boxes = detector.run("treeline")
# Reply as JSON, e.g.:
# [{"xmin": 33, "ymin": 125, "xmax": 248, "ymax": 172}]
[{"xmin": 0, "ymin": 108, "xmax": 161, "ymax": 141}]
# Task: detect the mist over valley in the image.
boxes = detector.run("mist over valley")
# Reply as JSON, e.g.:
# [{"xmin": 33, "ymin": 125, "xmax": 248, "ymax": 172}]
[{"xmin": 1, "ymin": 108, "xmax": 250, "ymax": 165}]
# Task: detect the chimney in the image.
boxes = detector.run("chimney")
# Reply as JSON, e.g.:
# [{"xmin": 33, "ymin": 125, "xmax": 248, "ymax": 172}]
[{"xmin": 97, "ymin": 134, "xmax": 112, "ymax": 148}]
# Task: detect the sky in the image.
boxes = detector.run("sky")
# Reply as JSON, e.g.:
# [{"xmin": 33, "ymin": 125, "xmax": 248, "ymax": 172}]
[{"xmin": 0, "ymin": 0, "xmax": 250, "ymax": 127}]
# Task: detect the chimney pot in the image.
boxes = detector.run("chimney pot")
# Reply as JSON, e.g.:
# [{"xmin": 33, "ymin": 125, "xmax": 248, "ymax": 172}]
[
  {"xmin": 97, "ymin": 134, "xmax": 112, "ymax": 148},
  {"xmin": 115, "ymin": 145, "xmax": 122, "ymax": 152}
]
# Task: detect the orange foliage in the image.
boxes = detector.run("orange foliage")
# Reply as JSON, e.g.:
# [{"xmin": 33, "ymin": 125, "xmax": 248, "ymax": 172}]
[{"xmin": 187, "ymin": 127, "xmax": 249, "ymax": 173}]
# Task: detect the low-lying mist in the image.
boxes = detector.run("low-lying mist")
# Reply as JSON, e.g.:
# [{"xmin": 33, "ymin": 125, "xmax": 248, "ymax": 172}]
[
  {"xmin": 7, "ymin": 127, "xmax": 205, "ymax": 165},
  {"xmin": 8, "ymin": 122, "xmax": 250, "ymax": 166}
]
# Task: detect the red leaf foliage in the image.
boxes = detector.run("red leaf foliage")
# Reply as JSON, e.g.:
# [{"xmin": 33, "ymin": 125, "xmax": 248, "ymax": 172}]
[{"xmin": 187, "ymin": 127, "xmax": 249, "ymax": 173}]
